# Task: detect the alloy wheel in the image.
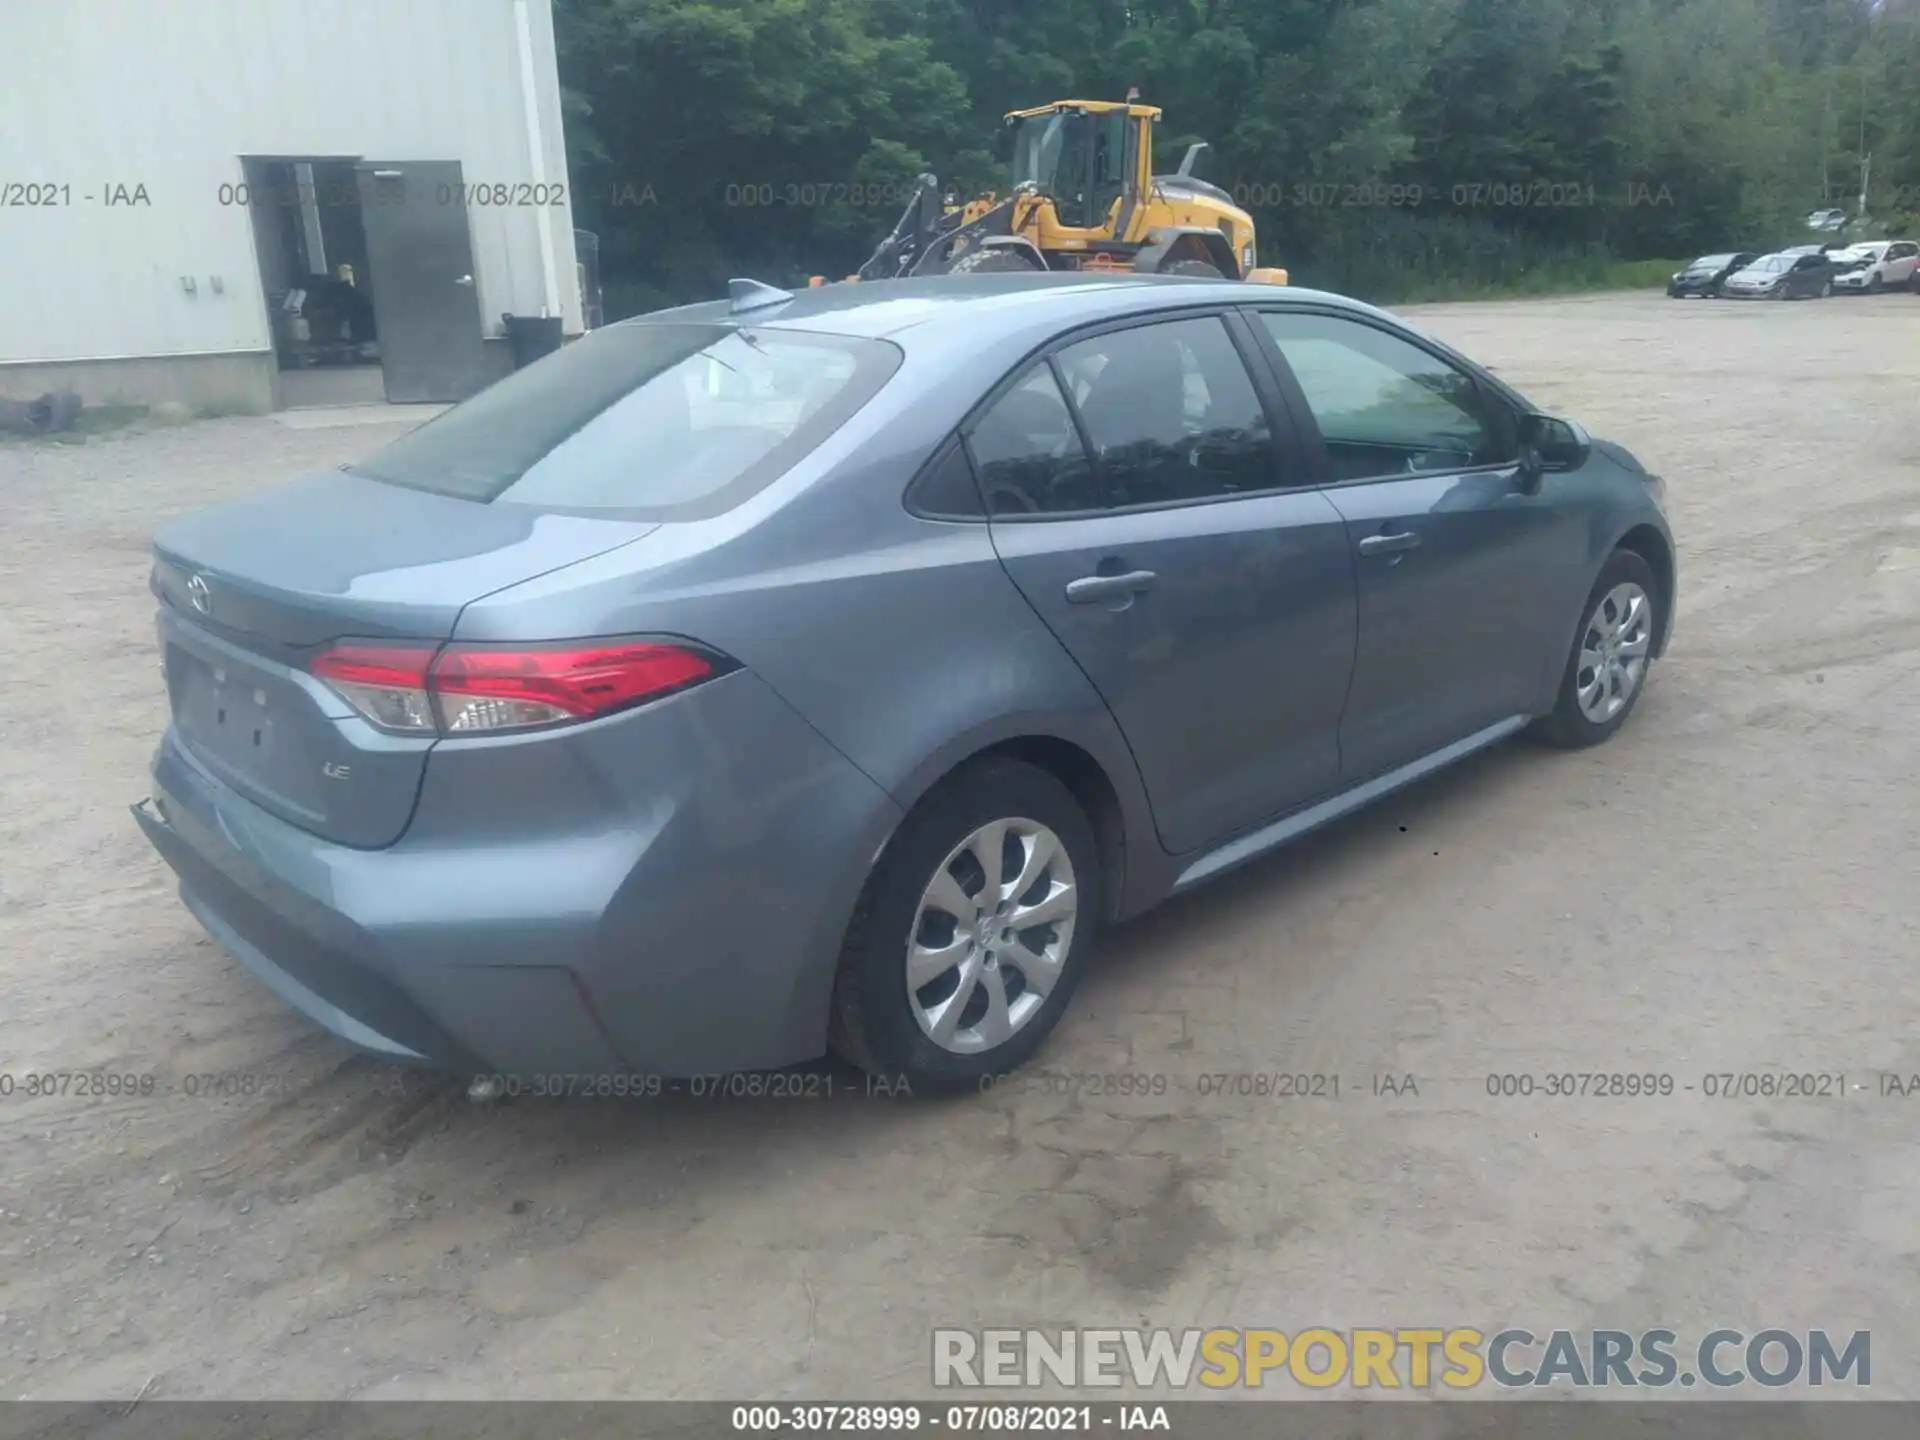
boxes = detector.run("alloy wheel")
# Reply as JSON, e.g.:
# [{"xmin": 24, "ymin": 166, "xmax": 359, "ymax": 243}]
[
  {"xmin": 1576, "ymin": 582, "xmax": 1653, "ymax": 723},
  {"xmin": 906, "ymin": 817, "xmax": 1077, "ymax": 1054}
]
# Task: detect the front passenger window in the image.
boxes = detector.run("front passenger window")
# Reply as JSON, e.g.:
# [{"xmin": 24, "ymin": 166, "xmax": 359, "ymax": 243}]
[{"xmin": 1257, "ymin": 312, "xmax": 1516, "ymax": 483}]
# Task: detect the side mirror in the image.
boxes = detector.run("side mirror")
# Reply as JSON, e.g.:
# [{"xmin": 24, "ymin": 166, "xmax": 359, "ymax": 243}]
[{"xmin": 1517, "ymin": 412, "xmax": 1590, "ymax": 489}]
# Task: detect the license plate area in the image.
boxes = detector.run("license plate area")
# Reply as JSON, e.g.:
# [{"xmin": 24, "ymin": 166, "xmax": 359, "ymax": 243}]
[
  {"xmin": 169, "ymin": 644, "xmax": 283, "ymax": 769},
  {"xmin": 153, "ymin": 605, "xmax": 434, "ymax": 847}
]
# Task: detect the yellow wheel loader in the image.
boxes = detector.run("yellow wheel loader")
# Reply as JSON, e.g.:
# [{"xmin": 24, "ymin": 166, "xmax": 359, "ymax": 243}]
[{"xmin": 851, "ymin": 96, "xmax": 1289, "ymax": 286}]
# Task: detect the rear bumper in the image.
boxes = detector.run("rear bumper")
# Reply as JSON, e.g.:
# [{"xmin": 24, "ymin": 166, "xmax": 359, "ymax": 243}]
[
  {"xmin": 134, "ymin": 670, "xmax": 903, "ymax": 1078},
  {"xmin": 133, "ymin": 793, "xmax": 478, "ymax": 1068}
]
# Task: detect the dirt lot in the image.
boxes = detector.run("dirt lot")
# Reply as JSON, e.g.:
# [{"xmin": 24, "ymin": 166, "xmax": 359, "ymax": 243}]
[{"xmin": 3, "ymin": 291, "xmax": 1919, "ymax": 1402}]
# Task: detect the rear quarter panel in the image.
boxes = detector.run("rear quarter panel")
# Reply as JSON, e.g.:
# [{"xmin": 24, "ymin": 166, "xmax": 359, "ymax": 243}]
[{"xmin": 451, "ymin": 337, "xmax": 1171, "ymax": 918}]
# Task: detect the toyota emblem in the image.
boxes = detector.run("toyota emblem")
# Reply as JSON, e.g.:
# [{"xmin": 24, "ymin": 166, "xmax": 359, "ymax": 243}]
[{"xmin": 186, "ymin": 573, "xmax": 212, "ymax": 615}]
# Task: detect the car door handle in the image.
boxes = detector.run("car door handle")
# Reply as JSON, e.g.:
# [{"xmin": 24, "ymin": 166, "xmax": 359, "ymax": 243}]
[
  {"xmin": 1065, "ymin": 570, "xmax": 1158, "ymax": 604},
  {"xmin": 1357, "ymin": 531, "xmax": 1421, "ymax": 557}
]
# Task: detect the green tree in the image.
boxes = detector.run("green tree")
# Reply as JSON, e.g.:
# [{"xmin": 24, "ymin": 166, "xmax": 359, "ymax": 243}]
[{"xmin": 553, "ymin": 0, "xmax": 1920, "ymax": 311}]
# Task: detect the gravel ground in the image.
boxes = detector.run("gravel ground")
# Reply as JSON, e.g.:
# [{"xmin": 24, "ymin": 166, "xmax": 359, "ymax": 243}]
[{"xmin": 2, "ymin": 291, "xmax": 1918, "ymax": 1402}]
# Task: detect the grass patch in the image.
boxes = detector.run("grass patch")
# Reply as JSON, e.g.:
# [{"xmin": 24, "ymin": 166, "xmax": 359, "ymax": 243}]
[
  {"xmin": 1380, "ymin": 258, "xmax": 1683, "ymax": 304},
  {"xmin": 1267, "ymin": 210, "xmax": 1687, "ymax": 306}
]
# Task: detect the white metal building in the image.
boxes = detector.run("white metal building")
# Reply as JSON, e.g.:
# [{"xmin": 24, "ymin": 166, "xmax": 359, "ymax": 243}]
[{"xmin": 0, "ymin": 0, "xmax": 585, "ymax": 413}]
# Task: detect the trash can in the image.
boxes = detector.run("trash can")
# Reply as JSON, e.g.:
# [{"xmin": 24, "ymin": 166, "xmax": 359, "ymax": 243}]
[{"xmin": 503, "ymin": 314, "xmax": 563, "ymax": 370}]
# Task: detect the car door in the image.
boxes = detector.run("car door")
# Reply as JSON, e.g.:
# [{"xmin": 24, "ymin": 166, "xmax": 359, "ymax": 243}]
[
  {"xmin": 1245, "ymin": 308, "xmax": 1589, "ymax": 782},
  {"xmin": 1885, "ymin": 242, "xmax": 1919, "ymax": 286},
  {"xmin": 971, "ymin": 311, "xmax": 1358, "ymax": 856},
  {"xmin": 353, "ymin": 162, "xmax": 496, "ymax": 401}
]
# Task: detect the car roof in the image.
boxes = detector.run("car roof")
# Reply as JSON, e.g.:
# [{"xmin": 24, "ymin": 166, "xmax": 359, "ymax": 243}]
[{"xmin": 618, "ymin": 273, "xmax": 1392, "ymax": 345}]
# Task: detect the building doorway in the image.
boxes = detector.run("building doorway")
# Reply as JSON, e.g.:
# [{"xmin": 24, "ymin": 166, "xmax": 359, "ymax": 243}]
[
  {"xmin": 243, "ymin": 156, "xmax": 494, "ymax": 408},
  {"xmin": 243, "ymin": 156, "xmax": 385, "ymax": 408}
]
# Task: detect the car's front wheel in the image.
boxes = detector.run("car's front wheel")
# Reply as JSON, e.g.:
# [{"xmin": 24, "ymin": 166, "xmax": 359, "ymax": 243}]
[
  {"xmin": 829, "ymin": 758, "xmax": 1100, "ymax": 1093},
  {"xmin": 1533, "ymin": 549, "xmax": 1661, "ymax": 749}
]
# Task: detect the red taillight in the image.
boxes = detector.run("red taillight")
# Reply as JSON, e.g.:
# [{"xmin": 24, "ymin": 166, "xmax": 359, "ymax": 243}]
[
  {"xmin": 311, "ymin": 643, "xmax": 438, "ymax": 732},
  {"xmin": 432, "ymin": 642, "xmax": 716, "ymax": 732},
  {"xmin": 311, "ymin": 639, "xmax": 725, "ymax": 735}
]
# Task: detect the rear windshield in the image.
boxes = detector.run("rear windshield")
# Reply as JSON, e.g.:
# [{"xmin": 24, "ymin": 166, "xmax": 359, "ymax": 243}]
[{"xmin": 350, "ymin": 322, "xmax": 900, "ymax": 517}]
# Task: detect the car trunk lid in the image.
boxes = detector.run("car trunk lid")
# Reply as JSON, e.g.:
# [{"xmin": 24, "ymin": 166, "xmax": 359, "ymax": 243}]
[{"xmin": 152, "ymin": 471, "xmax": 656, "ymax": 848}]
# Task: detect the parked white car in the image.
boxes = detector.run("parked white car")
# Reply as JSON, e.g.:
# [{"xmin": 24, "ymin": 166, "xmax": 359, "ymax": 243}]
[
  {"xmin": 1806, "ymin": 208, "xmax": 1849, "ymax": 232},
  {"xmin": 1830, "ymin": 240, "xmax": 1920, "ymax": 293}
]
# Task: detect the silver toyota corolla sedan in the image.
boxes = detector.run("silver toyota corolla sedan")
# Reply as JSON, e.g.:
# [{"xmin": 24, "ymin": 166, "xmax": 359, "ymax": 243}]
[{"xmin": 134, "ymin": 273, "xmax": 1676, "ymax": 1093}]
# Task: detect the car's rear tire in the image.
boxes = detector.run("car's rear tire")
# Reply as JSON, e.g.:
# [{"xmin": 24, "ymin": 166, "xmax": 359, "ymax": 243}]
[
  {"xmin": 1819, "ymin": 279, "xmax": 1833, "ymax": 298},
  {"xmin": 828, "ymin": 758, "xmax": 1101, "ymax": 1094},
  {"xmin": 1532, "ymin": 549, "xmax": 1662, "ymax": 750},
  {"xmin": 947, "ymin": 246, "xmax": 1043, "ymax": 275}
]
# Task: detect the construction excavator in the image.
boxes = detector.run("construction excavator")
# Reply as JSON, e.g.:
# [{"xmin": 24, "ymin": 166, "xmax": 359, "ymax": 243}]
[{"xmin": 847, "ymin": 95, "xmax": 1289, "ymax": 286}]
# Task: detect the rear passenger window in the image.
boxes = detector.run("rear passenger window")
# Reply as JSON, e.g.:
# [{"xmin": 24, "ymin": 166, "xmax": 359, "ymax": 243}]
[
  {"xmin": 1054, "ymin": 317, "xmax": 1278, "ymax": 507},
  {"xmin": 965, "ymin": 366, "xmax": 1099, "ymax": 516},
  {"xmin": 905, "ymin": 438, "xmax": 985, "ymax": 518}
]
